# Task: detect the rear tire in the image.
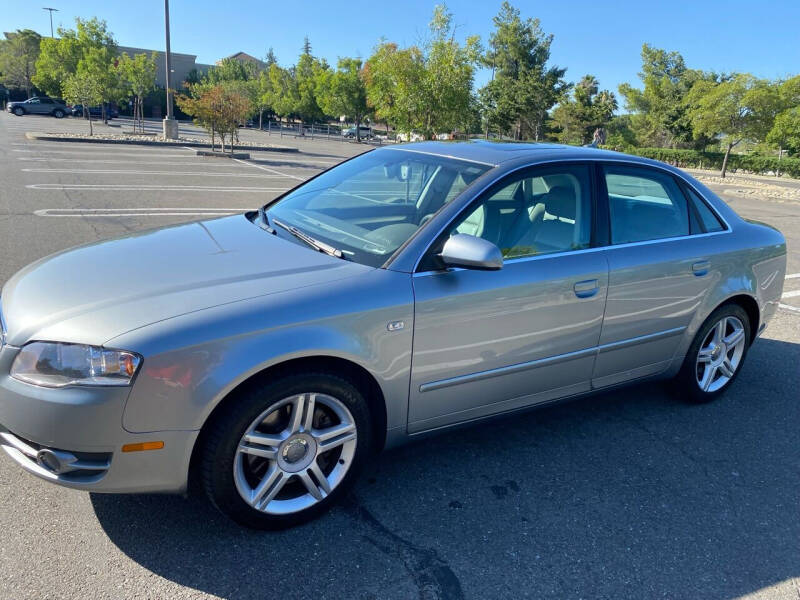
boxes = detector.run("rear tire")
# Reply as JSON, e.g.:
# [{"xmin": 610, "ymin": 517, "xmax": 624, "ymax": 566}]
[
  {"xmin": 674, "ymin": 304, "xmax": 751, "ymax": 403},
  {"xmin": 53, "ymin": 109, "xmax": 65, "ymax": 118},
  {"xmin": 201, "ymin": 371, "xmax": 372, "ymax": 529}
]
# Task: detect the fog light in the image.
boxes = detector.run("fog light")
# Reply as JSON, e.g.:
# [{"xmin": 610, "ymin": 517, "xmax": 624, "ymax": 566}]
[{"xmin": 36, "ymin": 449, "xmax": 63, "ymax": 473}]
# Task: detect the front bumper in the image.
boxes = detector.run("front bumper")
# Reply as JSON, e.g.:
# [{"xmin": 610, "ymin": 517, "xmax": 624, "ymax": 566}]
[{"xmin": 0, "ymin": 345, "xmax": 198, "ymax": 493}]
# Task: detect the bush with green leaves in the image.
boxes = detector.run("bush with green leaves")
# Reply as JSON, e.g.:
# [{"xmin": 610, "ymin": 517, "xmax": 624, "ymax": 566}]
[{"xmin": 606, "ymin": 146, "xmax": 800, "ymax": 178}]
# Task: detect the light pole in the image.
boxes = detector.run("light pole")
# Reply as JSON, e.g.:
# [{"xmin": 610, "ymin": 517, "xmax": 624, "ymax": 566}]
[
  {"xmin": 162, "ymin": 0, "xmax": 178, "ymax": 139},
  {"xmin": 43, "ymin": 7, "xmax": 58, "ymax": 38}
]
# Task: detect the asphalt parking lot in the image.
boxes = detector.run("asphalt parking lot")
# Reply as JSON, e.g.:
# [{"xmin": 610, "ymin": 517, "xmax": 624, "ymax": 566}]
[{"xmin": 0, "ymin": 112, "xmax": 798, "ymax": 600}]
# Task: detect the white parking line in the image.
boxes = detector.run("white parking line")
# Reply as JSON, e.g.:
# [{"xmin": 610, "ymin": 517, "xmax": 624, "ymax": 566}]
[
  {"xmin": 781, "ymin": 290, "xmax": 800, "ymax": 299},
  {"xmin": 233, "ymin": 157, "xmax": 304, "ymax": 181},
  {"xmin": 26, "ymin": 184, "xmax": 289, "ymax": 192},
  {"xmin": 18, "ymin": 157, "xmax": 257, "ymax": 167},
  {"xmin": 22, "ymin": 168, "xmax": 294, "ymax": 178},
  {"xmin": 786, "ymin": 273, "xmax": 800, "ymax": 279},
  {"xmin": 13, "ymin": 148, "xmax": 200, "ymax": 158},
  {"xmin": 35, "ymin": 208, "xmax": 251, "ymax": 217},
  {"xmin": 779, "ymin": 303, "xmax": 800, "ymax": 314}
]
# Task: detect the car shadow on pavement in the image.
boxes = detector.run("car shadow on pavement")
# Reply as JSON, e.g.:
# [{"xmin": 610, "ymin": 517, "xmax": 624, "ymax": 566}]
[{"xmin": 91, "ymin": 337, "xmax": 800, "ymax": 600}]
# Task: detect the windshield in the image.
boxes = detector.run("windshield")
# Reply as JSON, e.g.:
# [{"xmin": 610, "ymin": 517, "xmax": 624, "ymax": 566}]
[{"xmin": 266, "ymin": 148, "xmax": 491, "ymax": 267}]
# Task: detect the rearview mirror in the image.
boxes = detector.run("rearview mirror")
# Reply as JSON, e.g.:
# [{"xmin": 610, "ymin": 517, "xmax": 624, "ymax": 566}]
[{"xmin": 439, "ymin": 234, "xmax": 503, "ymax": 271}]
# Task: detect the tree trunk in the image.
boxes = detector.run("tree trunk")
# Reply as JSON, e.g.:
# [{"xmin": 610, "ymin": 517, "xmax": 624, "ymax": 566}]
[
  {"xmin": 102, "ymin": 103, "xmax": 107, "ymax": 125},
  {"xmin": 777, "ymin": 145, "xmax": 782, "ymax": 177},
  {"xmin": 720, "ymin": 141, "xmax": 736, "ymax": 178},
  {"xmin": 355, "ymin": 116, "xmax": 361, "ymax": 142},
  {"xmin": 259, "ymin": 110, "xmax": 263, "ymax": 130},
  {"xmin": 85, "ymin": 106, "xmax": 93, "ymax": 136}
]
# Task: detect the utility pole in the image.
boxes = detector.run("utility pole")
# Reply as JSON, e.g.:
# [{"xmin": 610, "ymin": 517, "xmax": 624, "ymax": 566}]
[
  {"xmin": 162, "ymin": 0, "xmax": 178, "ymax": 139},
  {"xmin": 43, "ymin": 7, "xmax": 58, "ymax": 38}
]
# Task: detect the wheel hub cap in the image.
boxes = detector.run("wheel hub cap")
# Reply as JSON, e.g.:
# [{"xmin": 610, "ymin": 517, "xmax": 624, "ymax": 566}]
[{"xmin": 277, "ymin": 433, "xmax": 317, "ymax": 472}]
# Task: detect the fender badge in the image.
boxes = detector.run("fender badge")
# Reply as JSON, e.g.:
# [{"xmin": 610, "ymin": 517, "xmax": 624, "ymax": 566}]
[{"xmin": 387, "ymin": 321, "xmax": 405, "ymax": 332}]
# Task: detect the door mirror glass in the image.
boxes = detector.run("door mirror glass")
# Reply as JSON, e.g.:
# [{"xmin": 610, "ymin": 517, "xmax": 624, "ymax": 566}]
[{"xmin": 440, "ymin": 234, "xmax": 503, "ymax": 270}]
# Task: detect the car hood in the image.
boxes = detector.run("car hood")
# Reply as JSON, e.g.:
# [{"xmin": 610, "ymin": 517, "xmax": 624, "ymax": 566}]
[{"xmin": 1, "ymin": 214, "xmax": 371, "ymax": 346}]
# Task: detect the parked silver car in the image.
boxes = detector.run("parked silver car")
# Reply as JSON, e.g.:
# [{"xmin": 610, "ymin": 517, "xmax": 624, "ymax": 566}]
[
  {"xmin": 0, "ymin": 142, "xmax": 786, "ymax": 528},
  {"xmin": 7, "ymin": 96, "xmax": 68, "ymax": 118}
]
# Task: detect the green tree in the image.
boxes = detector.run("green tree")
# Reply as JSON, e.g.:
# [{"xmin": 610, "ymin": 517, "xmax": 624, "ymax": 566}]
[
  {"xmin": 618, "ymin": 44, "xmax": 708, "ymax": 147},
  {"xmin": 265, "ymin": 63, "xmax": 299, "ymax": 128},
  {"xmin": 364, "ymin": 5, "xmax": 479, "ymax": 139},
  {"xmin": 178, "ymin": 82, "xmax": 252, "ymax": 152},
  {"xmin": 79, "ymin": 45, "xmax": 119, "ymax": 122},
  {"xmin": 0, "ymin": 30, "xmax": 42, "ymax": 98},
  {"xmin": 479, "ymin": 2, "xmax": 567, "ymax": 140},
  {"xmin": 33, "ymin": 18, "xmax": 117, "ymax": 100},
  {"xmin": 767, "ymin": 106, "xmax": 800, "ymax": 158},
  {"xmin": 551, "ymin": 75, "xmax": 617, "ymax": 145},
  {"xmin": 206, "ymin": 57, "xmax": 257, "ymax": 84},
  {"xmin": 316, "ymin": 57, "xmax": 370, "ymax": 140},
  {"xmin": 364, "ymin": 42, "xmax": 426, "ymax": 135},
  {"xmin": 62, "ymin": 70, "xmax": 102, "ymax": 135},
  {"xmin": 688, "ymin": 73, "xmax": 776, "ymax": 177},
  {"xmin": 117, "ymin": 52, "xmax": 157, "ymax": 132},
  {"xmin": 294, "ymin": 52, "xmax": 327, "ymax": 122}
]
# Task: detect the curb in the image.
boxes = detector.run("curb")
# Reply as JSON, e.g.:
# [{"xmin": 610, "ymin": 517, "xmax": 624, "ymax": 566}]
[{"xmin": 24, "ymin": 132, "xmax": 299, "ymax": 153}]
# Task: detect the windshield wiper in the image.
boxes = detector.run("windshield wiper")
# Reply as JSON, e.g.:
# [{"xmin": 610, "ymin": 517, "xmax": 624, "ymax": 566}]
[{"xmin": 272, "ymin": 218, "xmax": 343, "ymax": 259}]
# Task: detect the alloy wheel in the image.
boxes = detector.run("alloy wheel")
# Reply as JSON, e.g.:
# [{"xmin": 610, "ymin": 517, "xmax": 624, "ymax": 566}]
[
  {"xmin": 233, "ymin": 393, "xmax": 357, "ymax": 515},
  {"xmin": 695, "ymin": 315, "xmax": 746, "ymax": 393}
]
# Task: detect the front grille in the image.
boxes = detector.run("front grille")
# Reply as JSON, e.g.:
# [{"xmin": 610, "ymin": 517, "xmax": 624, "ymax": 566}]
[{"xmin": 0, "ymin": 426, "xmax": 112, "ymax": 483}]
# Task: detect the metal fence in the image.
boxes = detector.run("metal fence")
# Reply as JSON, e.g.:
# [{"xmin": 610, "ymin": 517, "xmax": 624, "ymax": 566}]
[{"xmin": 252, "ymin": 120, "xmax": 395, "ymax": 145}]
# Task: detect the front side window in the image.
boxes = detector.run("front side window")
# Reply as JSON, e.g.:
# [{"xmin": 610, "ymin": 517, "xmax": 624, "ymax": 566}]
[
  {"xmin": 604, "ymin": 166, "xmax": 689, "ymax": 244},
  {"xmin": 266, "ymin": 149, "xmax": 490, "ymax": 267},
  {"xmin": 447, "ymin": 164, "xmax": 593, "ymax": 260}
]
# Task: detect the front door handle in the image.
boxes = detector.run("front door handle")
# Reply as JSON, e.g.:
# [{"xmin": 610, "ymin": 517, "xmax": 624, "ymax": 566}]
[
  {"xmin": 574, "ymin": 279, "xmax": 599, "ymax": 298},
  {"xmin": 692, "ymin": 260, "xmax": 711, "ymax": 276}
]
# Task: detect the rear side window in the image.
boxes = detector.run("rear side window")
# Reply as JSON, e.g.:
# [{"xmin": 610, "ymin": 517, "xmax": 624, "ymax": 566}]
[
  {"xmin": 685, "ymin": 186, "xmax": 725, "ymax": 233},
  {"xmin": 603, "ymin": 166, "xmax": 689, "ymax": 244}
]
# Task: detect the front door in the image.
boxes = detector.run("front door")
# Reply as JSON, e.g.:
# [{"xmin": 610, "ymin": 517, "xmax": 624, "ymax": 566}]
[{"xmin": 408, "ymin": 164, "xmax": 609, "ymax": 433}]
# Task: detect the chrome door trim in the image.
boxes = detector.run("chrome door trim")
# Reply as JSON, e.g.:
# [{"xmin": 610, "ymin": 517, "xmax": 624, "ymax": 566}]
[
  {"xmin": 419, "ymin": 347, "xmax": 597, "ymax": 393},
  {"xmin": 418, "ymin": 325, "xmax": 687, "ymax": 393},
  {"xmin": 411, "ymin": 230, "xmax": 731, "ymax": 278},
  {"xmin": 401, "ymin": 157, "xmax": 733, "ymax": 275},
  {"xmin": 595, "ymin": 326, "xmax": 687, "ymax": 353}
]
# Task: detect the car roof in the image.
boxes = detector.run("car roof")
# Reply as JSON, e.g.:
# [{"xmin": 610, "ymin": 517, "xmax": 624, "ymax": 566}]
[{"xmin": 386, "ymin": 140, "xmax": 665, "ymax": 169}]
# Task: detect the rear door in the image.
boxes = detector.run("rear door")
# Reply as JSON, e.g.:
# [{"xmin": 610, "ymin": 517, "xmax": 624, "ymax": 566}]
[
  {"xmin": 593, "ymin": 164, "xmax": 722, "ymax": 388},
  {"xmin": 408, "ymin": 163, "xmax": 609, "ymax": 433}
]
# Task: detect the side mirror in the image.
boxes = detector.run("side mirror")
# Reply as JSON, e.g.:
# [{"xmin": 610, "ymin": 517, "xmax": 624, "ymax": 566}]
[{"xmin": 439, "ymin": 234, "xmax": 503, "ymax": 271}]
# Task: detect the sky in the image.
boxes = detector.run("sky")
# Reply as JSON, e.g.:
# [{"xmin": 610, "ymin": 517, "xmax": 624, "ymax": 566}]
[{"xmin": 5, "ymin": 0, "xmax": 800, "ymax": 96}]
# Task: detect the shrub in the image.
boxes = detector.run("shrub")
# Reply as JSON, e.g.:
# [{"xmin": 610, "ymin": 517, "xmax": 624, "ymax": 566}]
[{"xmin": 604, "ymin": 147, "xmax": 800, "ymax": 178}]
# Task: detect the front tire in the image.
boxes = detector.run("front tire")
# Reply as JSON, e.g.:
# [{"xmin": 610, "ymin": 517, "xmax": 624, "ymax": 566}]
[
  {"xmin": 674, "ymin": 304, "xmax": 751, "ymax": 403},
  {"xmin": 13, "ymin": 107, "xmax": 24, "ymax": 116},
  {"xmin": 201, "ymin": 371, "xmax": 372, "ymax": 529}
]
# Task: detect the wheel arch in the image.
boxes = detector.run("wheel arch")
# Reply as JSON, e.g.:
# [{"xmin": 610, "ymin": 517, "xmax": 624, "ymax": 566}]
[
  {"xmin": 718, "ymin": 293, "xmax": 760, "ymax": 344},
  {"xmin": 187, "ymin": 355, "xmax": 388, "ymax": 493}
]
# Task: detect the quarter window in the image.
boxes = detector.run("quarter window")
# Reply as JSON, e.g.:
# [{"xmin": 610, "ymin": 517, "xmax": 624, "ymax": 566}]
[
  {"xmin": 604, "ymin": 166, "xmax": 689, "ymax": 244},
  {"xmin": 685, "ymin": 185, "xmax": 725, "ymax": 232},
  {"xmin": 449, "ymin": 165, "xmax": 592, "ymax": 260}
]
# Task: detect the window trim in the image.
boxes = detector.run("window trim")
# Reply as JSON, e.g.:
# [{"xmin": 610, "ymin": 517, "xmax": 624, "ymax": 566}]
[
  {"xmin": 407, "ymin": 158, "xmax": 733, "ymax": 275},
  {"xmin": 676, "ymin": 178, "xmax": 728, "ymax": 234},
  {"xmin": 602, "ymin": 163, "xmax": 693, "ymax": 246},
  {"xmin": 415, "ymin": 161, "xmax": 598, "ymax": 272}
]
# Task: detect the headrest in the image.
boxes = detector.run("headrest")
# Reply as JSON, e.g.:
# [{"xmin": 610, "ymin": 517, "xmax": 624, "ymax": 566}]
[{"xmin": 546, "ymin": 186, "xmax": 576, "ymax": 220}]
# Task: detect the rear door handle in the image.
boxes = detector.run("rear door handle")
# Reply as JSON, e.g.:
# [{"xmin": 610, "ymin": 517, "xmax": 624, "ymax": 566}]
[
  {"xmin": 692, "ymin": 260, "xmax": 711, "ymax": 276},
  {"xmin": 574, "ymin": 279, "xmax": 599, "ymax": 298}
]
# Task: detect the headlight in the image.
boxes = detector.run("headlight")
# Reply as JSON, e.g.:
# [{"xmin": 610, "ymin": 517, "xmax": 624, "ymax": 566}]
[{"xmin": 11, "ymin": 342, "xmax": 142, "ymax": 387}]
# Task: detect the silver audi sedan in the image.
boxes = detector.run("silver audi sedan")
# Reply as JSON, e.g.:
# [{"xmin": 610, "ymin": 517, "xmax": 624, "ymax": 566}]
[{"xmin": 0, "ymin": 142, "xmax": 786, "ymax": 528}]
